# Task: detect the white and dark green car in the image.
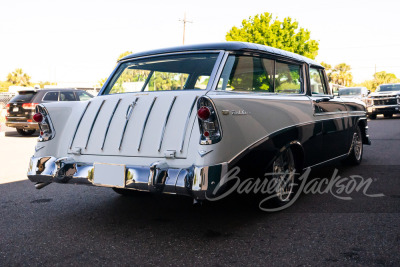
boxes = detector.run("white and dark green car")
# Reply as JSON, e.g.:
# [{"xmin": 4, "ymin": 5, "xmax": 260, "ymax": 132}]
[{"xmin": 27, "ymin": 42, "xmax": 371, "ymax": 207}]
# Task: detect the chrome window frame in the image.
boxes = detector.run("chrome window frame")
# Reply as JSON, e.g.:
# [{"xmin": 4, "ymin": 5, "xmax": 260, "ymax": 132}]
[{"xmin": 309, "ymin": 66, "xmax": 330, "ymax": 96}]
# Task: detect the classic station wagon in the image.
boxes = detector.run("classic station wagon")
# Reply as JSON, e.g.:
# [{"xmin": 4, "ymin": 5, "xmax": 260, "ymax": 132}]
[{"xmin": 28, "ymin": 42, "xmax": 371, "ymax": 207}]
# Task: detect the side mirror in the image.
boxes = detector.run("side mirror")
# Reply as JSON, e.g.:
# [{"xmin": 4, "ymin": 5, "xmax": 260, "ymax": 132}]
[{"xmin": 368, "ymin": 90, "xmax": 371, "ymax": 94}]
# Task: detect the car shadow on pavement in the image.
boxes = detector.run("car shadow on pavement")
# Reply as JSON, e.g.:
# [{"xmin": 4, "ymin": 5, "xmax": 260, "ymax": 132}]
[
  {"xmin": 3, "ymin": 130, "xmax": 39, "ymax": 138},
  {"xmin": 2, "ymin": 160, "xmax": 397, "ymax": 238}
]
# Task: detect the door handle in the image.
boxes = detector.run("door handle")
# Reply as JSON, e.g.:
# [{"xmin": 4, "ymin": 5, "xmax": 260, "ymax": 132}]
[{"xmin": 315, "ymin": 97, "xmax": 333, "ymax": 103}]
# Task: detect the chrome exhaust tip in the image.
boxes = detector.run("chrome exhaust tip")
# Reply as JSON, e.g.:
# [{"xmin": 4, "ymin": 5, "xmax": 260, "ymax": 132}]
[{"xmin": 35, "ymin": 182, "xmax": 51, "ymax": 190}]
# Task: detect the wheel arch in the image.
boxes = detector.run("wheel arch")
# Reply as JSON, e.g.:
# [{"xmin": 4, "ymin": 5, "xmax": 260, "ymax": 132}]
[
  {"xmin": 288, "ymin": 141, "xmax": 305, "ymax": 172},
  {"xmin": 357, "ymin": 118, "xmax": 371, "ymax": 145}
]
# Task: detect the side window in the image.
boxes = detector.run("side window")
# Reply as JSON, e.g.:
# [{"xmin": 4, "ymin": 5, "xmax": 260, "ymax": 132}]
[
  {"xmin": 43, "ymin": 92, "xmax": 59, "ymax": 101},
  {"xmin": 275, "ymin": 62, "xmax": 302, "ymax": 94},
  {"xmin": 194, "ymin": 75, "xmax": 210, "ymax": 89},
  {"xmin": 309, "ymin": 68, "xmax": 328, "ymax": 95},
  {"xmin": 60, "ymin": 92, "xmax": 76, "ymax": 101},
  {"xmin": 217, "ymin": 56, "xmax": 274, "ymax": 92},
  {"xmin": 75, "ymin": 91, "xmax": 92, "ymax": 101}
]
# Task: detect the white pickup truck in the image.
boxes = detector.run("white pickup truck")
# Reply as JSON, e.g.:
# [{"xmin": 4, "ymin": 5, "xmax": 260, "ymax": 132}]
[{"xmin": 366, "ymin": 83, "xmax": 400, "ymax": 119}]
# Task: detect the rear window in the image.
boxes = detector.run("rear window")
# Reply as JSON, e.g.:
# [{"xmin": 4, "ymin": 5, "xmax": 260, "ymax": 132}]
[
  {"xmin": 9, "ymin": 91, "xmax": 37, "ymax": 103},
  {"xmin": 339, "ymin": 88, "xmax": 361, "ymax": 96},
  {"xmin": 103, "ymin": 53, "xmax": 219, "ymax": 95},
  {"xmin": 75, "ymin": 91, "xmax": 93, "ymax": 101}
]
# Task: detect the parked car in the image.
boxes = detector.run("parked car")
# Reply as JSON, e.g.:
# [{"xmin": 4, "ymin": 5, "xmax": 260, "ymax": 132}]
[
  {"xmin": 27, "ymin": 42, "xmax": 371, "ymax": 208},
  {"xmin": 366, "ymin": 83, "xmax": 400, "ymax": 119},
  {"xmin": 5, "ymin": 88, "xmax": 93, "ymax": 135},
  {"xmin": 338, "ymin": 87, "xmax": 369, "ymax": 104}
]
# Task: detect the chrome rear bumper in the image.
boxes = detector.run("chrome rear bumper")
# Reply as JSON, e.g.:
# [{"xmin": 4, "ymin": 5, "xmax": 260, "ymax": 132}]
[
  {"xmin": 27, "ymin": 156, "xmax": 227, "ymax": 200},
  {"xmin": 6, "ymin": 121, "xmax": 39, "ymax": 129}
]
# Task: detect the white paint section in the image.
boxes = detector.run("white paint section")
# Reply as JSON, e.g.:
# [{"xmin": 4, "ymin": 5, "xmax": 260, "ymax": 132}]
[{"xmin": 68, "ymin": 91, "xmax": 204, "ymax": 158}]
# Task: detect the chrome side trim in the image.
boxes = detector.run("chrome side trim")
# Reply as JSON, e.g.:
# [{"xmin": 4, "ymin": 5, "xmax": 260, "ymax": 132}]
[
  {"xmin": 314, "ymin": 111, "xmax": 348, "ymax": 116},
  {"xmin": 85, "ymin": 100, "xmax": 106, "ymax": 149},
  {"xmin": 305, "ymin": 154, "xmax": 348, "ymax": 169},
  {"xmin": 119, "ymin": 97, "xmax": 139, "ymax": 150},
  {"xmin": 158, "ymin": 96, "xmax": 177, "ymax": 152},
  {"xmin": 370, "ymin": 104, "xmax": 400, "ymax": 108},
  {"xmin": 138, "ymin": 97, "xmax": 157, "ymax": 151},
  {"xmin": 101, "ymin": 98, "xmax": 122, "ymax": 150},
  {"xmin": 69, "ymin": 101, "xmax": 91, "ymax": 149},
  {"xmin": 180, "ymin": 96, "xmax": 199, "ymax": 152}
]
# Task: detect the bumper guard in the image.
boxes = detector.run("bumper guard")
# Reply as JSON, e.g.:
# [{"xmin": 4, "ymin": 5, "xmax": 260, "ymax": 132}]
[{"xmin": 27, "ymin": 156, "xmax": 227, "ymax": 200}]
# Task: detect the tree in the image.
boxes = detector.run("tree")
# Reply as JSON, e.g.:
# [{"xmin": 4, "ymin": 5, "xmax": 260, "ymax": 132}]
[
  {"xmin": 117, "ymin": 51, "xmax": 133, "ymax": 62},
  {"xmin": 359, "ymin": 71, "xmax": 400, "ymax": 91},
  {"xmin": 375, "ymin": 71, "xmax": 398, "ymax": 85},
  {"xmin": 97, "ymin": 51, "xmax": 134, "ymax": 88},
  {"xmin": 0, "ymin": 81, "xmax": 12, "ymax": 92},
  {"xmin": 322, "ymin": 62, "xmax": 353, "ymax": 87},
  {"xmin": 97, "ymin": 78, "xmax": 108, "ymax": 88},
  {"xmin": 6, "ymin": 68, "xmax": 31, "ymax": 86},
  {"xmin": 226, "ymin": 12, "xmax": 319, "ymax": 59},
  {"xmin": 36, "ymin": 81, "xmax": 57, "ymax": 89}
]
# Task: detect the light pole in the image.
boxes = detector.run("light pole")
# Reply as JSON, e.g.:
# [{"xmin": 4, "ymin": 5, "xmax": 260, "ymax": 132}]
[{"xmin": 179, "ymin": 12, "xmax": 192, "ymax": 45}]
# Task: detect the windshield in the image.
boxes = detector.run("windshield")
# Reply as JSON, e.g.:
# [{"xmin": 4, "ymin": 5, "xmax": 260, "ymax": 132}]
[
  {"xmin": 103, "ymin": 53, "xmax": 219, "ymax": 95},
  {"xmin": 376, "ymin": 84, "xmax": 400, "ymax": 92},
  {"xmin": 339, "ymin": 88, "xmax": 361, "ymax": 96},
  {"xmin": 10, "ymin": 91, "xmax": 37, "ymax": 103}
]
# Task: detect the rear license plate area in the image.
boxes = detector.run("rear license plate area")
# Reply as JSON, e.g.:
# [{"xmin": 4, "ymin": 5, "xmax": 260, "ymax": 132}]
[
  {"xmin": 93, "ymin": 163, "xmax": 126, "ymax": 188},
  {"xmin": 13, "ymin": 107, "xmax": 19, "ymax": 112}
]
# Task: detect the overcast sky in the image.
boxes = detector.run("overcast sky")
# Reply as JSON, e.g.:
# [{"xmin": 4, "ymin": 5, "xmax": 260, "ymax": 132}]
[{"xmin": 1, "ymin": 0, "xmax": 399, "ymax": 86}]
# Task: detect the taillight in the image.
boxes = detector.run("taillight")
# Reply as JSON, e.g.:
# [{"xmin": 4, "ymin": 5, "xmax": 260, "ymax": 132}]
[
  {"xmin": 35, "ymin": 105, "xmax": 55, "ymax": 142},
  {"xmin": 197, "ymin": 97, "xmax": 222, "ymax": 145},
  {"xmin": 22, "ymin": 103, "xmax": 38, "ymax": 109},
  {"xmin": 5, "ymin": 104, "xmax": 10, "ymax": 115},
  {"xmin": 197, "ymin": 106, "xmax": 211, "ymax": 120},
  {"xmin": 6, "ymin": 104, "xmax": 10, "ymax": 109},
  {"xmin": 33, "ymin": 113, "xmax": 43, "ymax": 122}
]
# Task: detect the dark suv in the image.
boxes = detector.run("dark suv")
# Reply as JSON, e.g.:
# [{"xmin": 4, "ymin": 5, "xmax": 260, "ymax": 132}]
[{"xmin": 5, "ymin": 88, "xmax": 93, "ymax": 135}]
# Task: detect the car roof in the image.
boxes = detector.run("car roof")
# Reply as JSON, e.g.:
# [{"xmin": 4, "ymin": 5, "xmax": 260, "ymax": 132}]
[
  {"xmin": 120, "ymin": 41, "xmax": 322, "ymax": 67},
  {"xmin": 17, "ymin": 88, "xmax": 80, "ymax": 93},
  {"xmin": 379, "ymin": 83, "xmax": 400, "ymax": 86}
]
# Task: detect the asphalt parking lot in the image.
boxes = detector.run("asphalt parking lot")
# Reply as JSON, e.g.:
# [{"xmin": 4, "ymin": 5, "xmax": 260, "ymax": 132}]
[{"xmin": 0, "ymin": 116, "xmax": 399, "ymax": 266}]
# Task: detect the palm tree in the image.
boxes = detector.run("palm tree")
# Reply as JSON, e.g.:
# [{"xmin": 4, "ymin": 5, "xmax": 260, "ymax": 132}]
[{"xmin": 7, "ymin": 68, "xmax": 31, "ymax": 86}]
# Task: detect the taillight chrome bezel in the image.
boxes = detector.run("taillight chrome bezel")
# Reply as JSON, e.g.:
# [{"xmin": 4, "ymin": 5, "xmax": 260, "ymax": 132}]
[
  {"xmin": 35, "ymin": 104, "xmax": 56, "ymax": 142},
  {"xmin": 197, "ymin": 96, "xmax": 222, "ymax": 145}
]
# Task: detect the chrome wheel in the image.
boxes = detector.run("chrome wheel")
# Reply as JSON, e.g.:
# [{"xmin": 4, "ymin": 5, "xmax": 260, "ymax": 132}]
[
  {"xmin": 353, "ymin": 131, "xmax": 363, "ymax": 161},
  {"xmin": 272, "ymin": 148, "xmax": 296, "ymax": 202},
  {"xmin": 344, "ymin": 126, "xmax": 363, "ymax": 165}
]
